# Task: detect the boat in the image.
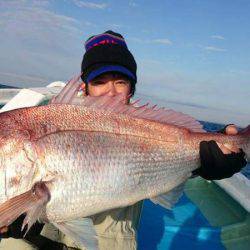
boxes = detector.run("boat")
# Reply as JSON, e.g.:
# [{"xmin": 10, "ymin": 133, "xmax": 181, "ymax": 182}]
[
  {"xmin": 138, "ymin": 176, "xmax": 250, "ymax": 250},
  {"xmin": 0, "ymin": 85, "xmax": 249, "ymax": 250}
]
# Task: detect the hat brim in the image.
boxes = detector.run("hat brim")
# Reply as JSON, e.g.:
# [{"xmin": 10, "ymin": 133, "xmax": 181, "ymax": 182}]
[{"xmin": 86, "ymin": 65, "xmax": 136, "ymax": 83}]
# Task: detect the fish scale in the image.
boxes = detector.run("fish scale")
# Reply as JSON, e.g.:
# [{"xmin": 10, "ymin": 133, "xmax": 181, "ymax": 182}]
[{"xmin": 28, "ymin": 130, "xmax": 197, "ymax": 222}]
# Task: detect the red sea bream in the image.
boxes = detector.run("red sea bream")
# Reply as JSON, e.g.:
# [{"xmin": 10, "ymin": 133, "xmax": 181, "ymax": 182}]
[{"xmin": 0, "ymin": 94, "xmax": 249, "ymax": 249}]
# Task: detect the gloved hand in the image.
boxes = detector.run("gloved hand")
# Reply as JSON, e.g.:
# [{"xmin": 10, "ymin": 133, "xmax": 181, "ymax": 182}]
[
  {"xmin": 0, "ymin": 215, "xmax": 70, "ymax": 249},
  {"xmin": 193, "ymin": 124, "xmax": 247, "ymax": 180},
  {"xmin": 193, "ymin": 140, "xmax": 247, "ymax": 180},
  {"xmin": 26, "ymin": 235, "xmax": 71, "ymax": 250},
  {"xmin": 0, "ymin": 214, "xmax": 44, "ymax": 239}
]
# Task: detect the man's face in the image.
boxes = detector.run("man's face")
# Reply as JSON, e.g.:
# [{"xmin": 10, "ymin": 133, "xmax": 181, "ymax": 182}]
[{"xmin": 87, "ymin": 73, "xmax": 131, "ymax": 103}]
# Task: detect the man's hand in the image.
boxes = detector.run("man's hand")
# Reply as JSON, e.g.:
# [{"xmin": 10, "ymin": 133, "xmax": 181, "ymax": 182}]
[
  {"xmin": 217, "ymin": 124, "xmax": 239, "ymax": 154},
  {"xmin": 193, "ymin": 124, "xmax": 247, "ymax": 180},
  {"xmin": 0, "ymin": 215, "xmax": 25, "ymax": 238},
  {"xmin": 0, "ymin": 226, "xmax": 8, "ymax": 234},
  {"xmin": 0, "ymin": 214, "xmax": 44, "ymax": 239},
  {"xmin": 0, "ymin": 224, "xmax": 69, "ymax": 250}
]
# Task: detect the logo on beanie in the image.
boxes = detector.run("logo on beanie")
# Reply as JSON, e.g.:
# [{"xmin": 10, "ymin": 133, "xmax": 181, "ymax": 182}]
[{"xmin": 85, "ymin": 33, "xmax": 127, "ymax": 51}]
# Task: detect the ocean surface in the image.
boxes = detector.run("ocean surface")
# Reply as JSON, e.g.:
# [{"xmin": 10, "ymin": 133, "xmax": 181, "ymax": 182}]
[{"xmin": 0, "ymin": 83, "xmax": 18, "ymax": 89}]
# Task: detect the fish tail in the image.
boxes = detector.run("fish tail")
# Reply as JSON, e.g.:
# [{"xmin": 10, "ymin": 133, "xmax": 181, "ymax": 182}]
[
  {"xmin": 239, "ymin": 125, "xmax": 250, "ymax": 162},
  {"xmin": 0, "ymin": 182, "xmax": 50, "ymax": 235}
]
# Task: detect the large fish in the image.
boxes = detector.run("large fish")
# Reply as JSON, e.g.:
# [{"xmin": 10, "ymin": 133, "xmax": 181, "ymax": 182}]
[{"xmin": 0, "ymin": 84, "xmax": 249, "ymax": 249}]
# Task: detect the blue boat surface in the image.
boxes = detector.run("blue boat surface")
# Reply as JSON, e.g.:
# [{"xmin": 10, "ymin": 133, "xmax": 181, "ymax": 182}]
[{"xmin": 138, "ymin": 177, "xmax": 250, "ymax": 250}]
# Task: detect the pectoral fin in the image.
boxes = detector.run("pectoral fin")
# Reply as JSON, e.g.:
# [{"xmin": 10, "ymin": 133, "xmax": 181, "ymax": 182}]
[
  {"xmin": 150, "ymin": 182, "xmax": 185, "ymax": 209},
  {"xmin": 0, "ymin": 182, "xmax": 50, "ymax": 235},
  {"xmin": 53, "ymin": 218, "xmax": 98, "ymax": 250}
]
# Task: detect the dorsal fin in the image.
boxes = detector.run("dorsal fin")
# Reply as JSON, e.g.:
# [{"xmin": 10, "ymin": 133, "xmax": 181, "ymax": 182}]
[
  {"xmin": 70, "ymin": 94, "xmax": 205, "ymax": 133},
  {"xmin": 49, "ymin": 74, "xmax": 82, "ymax": 104},
  {"xmin": 51, "ymin": 77, "xmax": 205, "ymax": 132}
]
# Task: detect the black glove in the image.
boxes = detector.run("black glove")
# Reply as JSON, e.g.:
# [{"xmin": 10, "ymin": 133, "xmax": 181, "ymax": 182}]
[
  {"xmin": 0, "ymin": 214, "xmax": 44, "ymax": 239},
  {"xmin": 26, "ymin": 235, "xmax": 70, "ymax": 250},
  {"xmin": 192, "ymin": 140, "xmax": 247, "ymax": 180},
  {"xmin": 0, "ymin": 214, "xmax": 69, "ymax": 250}
]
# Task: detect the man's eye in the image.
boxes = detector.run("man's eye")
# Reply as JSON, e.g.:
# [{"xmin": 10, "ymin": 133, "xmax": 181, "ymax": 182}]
[
  {"xmin": 116, "ymin": 81, "xmax": 128, "ymax": 85},
  {"xmin": 91, "ymin": 81, "xmax": 105, "ymax": 85}
]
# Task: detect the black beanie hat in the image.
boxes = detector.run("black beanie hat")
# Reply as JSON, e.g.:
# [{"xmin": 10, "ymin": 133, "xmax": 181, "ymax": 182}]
[{"xmin": 81, "ymin": 30, "xmax": 137, "ymax": 84}]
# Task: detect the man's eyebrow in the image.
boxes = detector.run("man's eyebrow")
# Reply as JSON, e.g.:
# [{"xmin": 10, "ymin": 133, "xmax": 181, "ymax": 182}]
[
  {"xmin": 92, "ymin": 77, "xmax": 106, "ymax": 82},
  {"xmin": 93, "ymin": 79, "xmax": 103, "ymax": 81},
  {"xmin": 116, "ymin": 78, "xmax": 129, "ymax": 81}
]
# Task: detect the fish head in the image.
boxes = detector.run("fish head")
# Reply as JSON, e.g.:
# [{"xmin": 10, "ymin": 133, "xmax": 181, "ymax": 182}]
[{"xmin": 0, "ymin": 129, "xmax": 38, "ymax": 203}]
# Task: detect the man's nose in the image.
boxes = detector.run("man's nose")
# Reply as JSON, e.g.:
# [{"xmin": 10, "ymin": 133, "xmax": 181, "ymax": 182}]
[{"xmin": 106, "ymin": 82, "xmax": 117, "ymax": 96}]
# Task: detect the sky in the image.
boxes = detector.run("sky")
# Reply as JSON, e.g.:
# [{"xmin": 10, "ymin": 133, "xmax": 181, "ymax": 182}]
[{"xmin": 0, "ymin": 0, "xmax": 249, "ymax": 126}]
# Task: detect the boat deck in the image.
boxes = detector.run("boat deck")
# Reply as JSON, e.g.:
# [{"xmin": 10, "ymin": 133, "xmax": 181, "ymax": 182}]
[{"xmin": 138, "ymin": 177, "xmax": 250, "ymax": 250}]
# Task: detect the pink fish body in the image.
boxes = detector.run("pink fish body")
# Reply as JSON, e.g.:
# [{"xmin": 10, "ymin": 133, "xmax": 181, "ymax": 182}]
[{"xmin": 0, "ymin": 95, "xmax": 249, "ymax": 248}]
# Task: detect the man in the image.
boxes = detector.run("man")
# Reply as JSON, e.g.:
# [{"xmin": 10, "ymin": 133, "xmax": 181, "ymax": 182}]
[{"xmin": 0, "ymin": 30, "xmax": 247, "ymax": 250}]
